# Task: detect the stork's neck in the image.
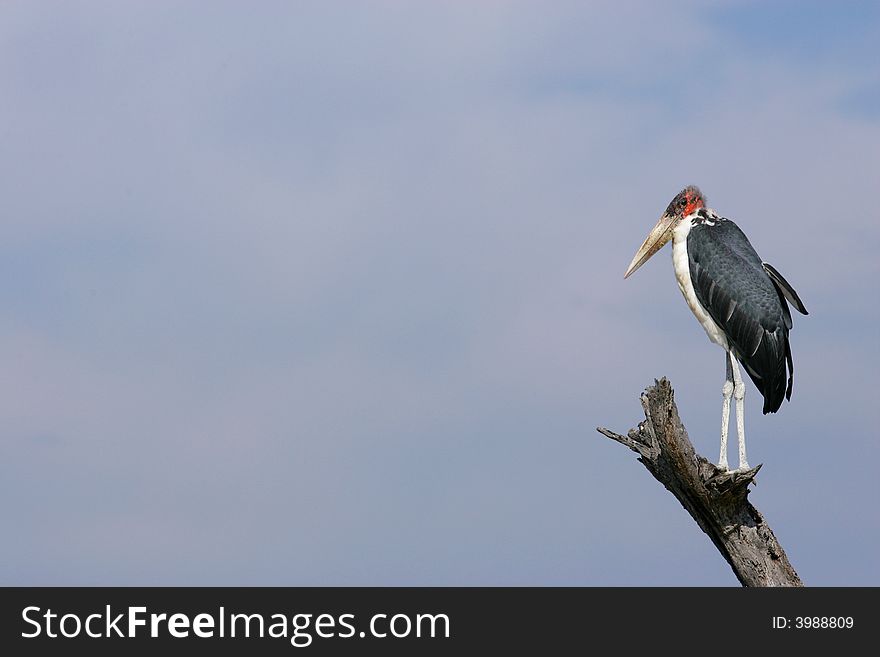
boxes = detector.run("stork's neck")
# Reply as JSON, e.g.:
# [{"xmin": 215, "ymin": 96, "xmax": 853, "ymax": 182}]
[
  {"xmin": 692, "ymin": 207, "xmax": 723, "ymax": 226},
  {"xmin": 672, "ymin": 207, "xmax": 723, "ymax": 245}
]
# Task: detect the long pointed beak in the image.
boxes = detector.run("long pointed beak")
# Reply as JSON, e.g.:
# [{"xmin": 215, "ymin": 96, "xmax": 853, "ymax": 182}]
[{"xmin": 624, "ymin": 213, "xmax": 676, "ymax": 279}]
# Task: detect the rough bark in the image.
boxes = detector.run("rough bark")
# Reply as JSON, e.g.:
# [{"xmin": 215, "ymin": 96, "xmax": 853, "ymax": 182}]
[{"xmin": 597, "ymin": 378, "xmax": 803, "ymax": 587}]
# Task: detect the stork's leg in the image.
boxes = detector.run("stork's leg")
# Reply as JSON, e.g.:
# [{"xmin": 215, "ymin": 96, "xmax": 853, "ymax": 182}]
[
  {"xmin": 729, "ymin": 351, "xmax": 749, "ymax": 471},
  {"xmin": 719, "ymin": 353, "xmax": 734, "ymax": 471}
]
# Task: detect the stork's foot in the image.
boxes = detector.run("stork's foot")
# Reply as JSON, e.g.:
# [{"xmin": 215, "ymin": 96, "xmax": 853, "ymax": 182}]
[
  {"xmin": 712, "ymin": 463, "xmax": 753, "ymax": 474},
  {"xmin": 704, "ymin": 462, "xmax": 763, "ymax": 495},
  {"xmin": 712, "ymin": 461, "xmax": 756, "ymax": 476}
]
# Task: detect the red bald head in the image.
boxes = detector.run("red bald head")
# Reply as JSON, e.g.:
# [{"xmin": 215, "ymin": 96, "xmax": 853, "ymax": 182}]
[{"xmin": 665, "ymin": 185, "xmax": 705, "ymax": 218}]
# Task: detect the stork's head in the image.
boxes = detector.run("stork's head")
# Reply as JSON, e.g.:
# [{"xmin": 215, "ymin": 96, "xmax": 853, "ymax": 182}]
[{"xmin": 624, "ymin": 185, "xmax": 705, "ymax": 279}]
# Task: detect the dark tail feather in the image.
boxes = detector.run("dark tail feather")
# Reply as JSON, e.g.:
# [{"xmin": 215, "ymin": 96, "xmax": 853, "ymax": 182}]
[{"xmin": 740, "ymin": 329, "xmax": 788, "ymax": 415}]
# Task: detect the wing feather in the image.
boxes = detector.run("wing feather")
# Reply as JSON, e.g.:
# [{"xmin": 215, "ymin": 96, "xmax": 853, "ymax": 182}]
[{"xmin": 763, "ymin": 262, "xmax": 808, "ymax": 315}]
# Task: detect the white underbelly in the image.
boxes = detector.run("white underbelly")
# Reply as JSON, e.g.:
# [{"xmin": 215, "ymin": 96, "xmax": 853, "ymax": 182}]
[{"xmin": 671, "ymin": 220, "xmax": 729, "ymax": 350}]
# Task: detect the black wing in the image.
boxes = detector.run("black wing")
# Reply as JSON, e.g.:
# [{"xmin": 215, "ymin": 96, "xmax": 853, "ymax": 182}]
[{"xmin": 687, "ymin": 219, "xmax": 804, "ymax": 414}]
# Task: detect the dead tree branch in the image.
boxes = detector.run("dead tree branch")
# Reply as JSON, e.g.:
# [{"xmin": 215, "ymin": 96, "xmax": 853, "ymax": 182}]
[{"xmin": 597, "ymin": 378, "xmax": 802, "ymax": 587}]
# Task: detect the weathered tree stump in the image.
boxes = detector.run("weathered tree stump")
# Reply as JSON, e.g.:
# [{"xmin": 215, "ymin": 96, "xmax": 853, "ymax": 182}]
[{"xmin": 597, "ymin": 378, "xmax": 802, "ymax": 587}]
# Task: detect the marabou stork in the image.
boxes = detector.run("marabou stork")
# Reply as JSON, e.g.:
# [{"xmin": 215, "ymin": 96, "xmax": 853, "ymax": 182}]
[{"xmin": 624, "ymin": 186, "xmax": 808, "ymax": 472}]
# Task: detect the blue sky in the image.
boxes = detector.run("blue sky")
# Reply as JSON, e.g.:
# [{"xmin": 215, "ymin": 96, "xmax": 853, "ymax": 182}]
[{"xmin": 1, "ymin": 1, "xmax": 878, "ymax": 585}]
